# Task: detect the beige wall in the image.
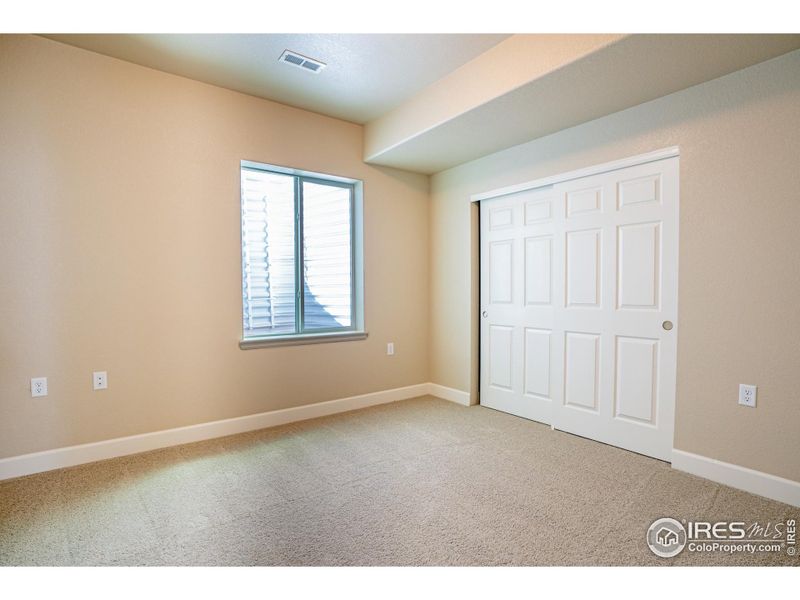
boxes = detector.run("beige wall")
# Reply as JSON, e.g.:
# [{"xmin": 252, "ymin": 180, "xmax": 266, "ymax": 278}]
[
  {"xmin": 430, "ymin": 49, "xmax": 800, "ymax": 482},
  {"xmin": 0, "ymin": 35, "xmax": 430, "ymax": 458},
  {"xmin": 2, "ymin": 34, "xmax": 798, "ymax": 485}
]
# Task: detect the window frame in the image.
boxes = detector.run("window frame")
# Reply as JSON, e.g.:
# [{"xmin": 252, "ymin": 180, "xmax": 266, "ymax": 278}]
[{"xmin": 239, "ymin": 160, "xmax": 366, "ymax": 349}]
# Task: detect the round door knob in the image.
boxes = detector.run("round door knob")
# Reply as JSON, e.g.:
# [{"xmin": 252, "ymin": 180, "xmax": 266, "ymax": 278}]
[
  {"xmin": 482, "ymin": 310, "xmax": 488, "ymax": 318},
  {"xmin": 662, "ymin": 320, "xmax": 674, "ymax": 331}
]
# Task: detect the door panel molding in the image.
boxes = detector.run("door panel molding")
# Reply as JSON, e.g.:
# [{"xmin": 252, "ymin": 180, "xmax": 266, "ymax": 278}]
[{"xmin": 479, "ymin": 150, "xmax": 679, "ymax": 462}]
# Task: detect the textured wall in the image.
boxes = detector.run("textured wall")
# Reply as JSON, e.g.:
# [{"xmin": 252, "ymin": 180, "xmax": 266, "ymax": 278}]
[
  {"xmin": 430, "ymin": 50, "xmax": 800, "ymax": 482},
  {"xmin": 0, "ymin": 35, "xmax": 430, "ymax": 457},
  {"xmin": 3, "ymin": 35, "xmax": 799, "ymax": 485}
]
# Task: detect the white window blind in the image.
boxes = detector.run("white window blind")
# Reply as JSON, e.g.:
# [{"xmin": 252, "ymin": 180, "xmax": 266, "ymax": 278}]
[
  {"xmin": 302, "ymin": 181, "xmax": 353, "ymax": 330},
  {"xmin": 241, "ymin": 168, "xmax": 296, "ymax": 336},
  {"xmin": 240, "ymin": 163, "xmax": 359, "ymax": 341}
]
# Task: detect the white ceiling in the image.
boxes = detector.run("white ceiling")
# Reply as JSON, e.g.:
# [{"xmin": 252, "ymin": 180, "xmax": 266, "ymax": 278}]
[
  {"xmin": 43, "ymin": 33, "xmax": 800, "ymax": 174},
  {"xmin": 44, "ymin": 34, "xmax": 509, "ymax": 124},
  {"xmin": 365, "ymin": 34, "xmax": 800, "ymax": 173}
]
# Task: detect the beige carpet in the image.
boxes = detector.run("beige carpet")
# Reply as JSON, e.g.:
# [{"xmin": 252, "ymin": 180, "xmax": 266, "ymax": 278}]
[{"xmin": 0, "ymin": 396, "xmax": 796, "ymax": 566}]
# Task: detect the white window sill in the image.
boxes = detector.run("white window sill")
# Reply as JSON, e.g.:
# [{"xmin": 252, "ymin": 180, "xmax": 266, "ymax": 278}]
[{"xmin": 239, "ymin": 331, "xmax": 368, "ymax": 349}]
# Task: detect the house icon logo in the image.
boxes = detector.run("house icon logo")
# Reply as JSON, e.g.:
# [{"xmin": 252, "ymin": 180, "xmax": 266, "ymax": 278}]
[
  {"xmin": 647, "ymin": 518, "xmax": 687, "ymax": 558},
  {"xmin": 657, "ymin": 527, "xmax": 679, "ymax": 546}
]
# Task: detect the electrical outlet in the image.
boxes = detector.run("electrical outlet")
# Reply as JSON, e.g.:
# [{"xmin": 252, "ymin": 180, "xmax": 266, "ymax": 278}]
[
  {"xmin": 387, "ymin": 342, "xmax": 395, "ymax": 356},
  {"xmin": 31, "ymin": 377, "xmax": 47, "ymax": 397},
  {"xmin": 93, "ymin": 371, "xmax": 108, "ymax": 391},
  {"xmin": 739, "ymin": 384, "xmax": 757, "ymax": 408}
]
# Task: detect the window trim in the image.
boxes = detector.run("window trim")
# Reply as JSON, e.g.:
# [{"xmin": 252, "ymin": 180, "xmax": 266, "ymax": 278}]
[
  {"xmin": 239, "ymin": 330, "xmax": 368, "ymax": 350},
  {"xmin": 239, "ymin": 160, "xmax": 366, "ymax": 348}
]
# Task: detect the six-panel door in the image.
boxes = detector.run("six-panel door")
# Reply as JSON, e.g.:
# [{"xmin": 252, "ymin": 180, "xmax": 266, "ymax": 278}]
[
  {"xmin": 480, "ymin": 186, "xmax": 558, "ymax": 425},
  {"xmin": 479, "ymin": 156, "xmax": 678, "ymax": 461}
]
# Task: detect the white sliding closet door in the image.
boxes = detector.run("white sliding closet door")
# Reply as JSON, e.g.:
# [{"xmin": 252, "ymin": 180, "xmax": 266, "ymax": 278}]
[
  {"xmin": 479, "ymin": 155, "xmax": 679, "ymax": 461},
  {"xmin": 479, "ymin": 186, "xmax": 558, "ymax": 425}
]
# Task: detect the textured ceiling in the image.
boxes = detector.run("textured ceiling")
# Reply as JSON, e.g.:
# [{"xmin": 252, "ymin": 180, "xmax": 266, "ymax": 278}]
[
  {"xmin": 364, "ymin": 34, "xmax": 800, "ymax": 173},
  {"xmin": 44, "ymin": 34, "xmax": 510, "ymax": 124},
  {"xmin": 43, "ymin": 33, "xmax": 800, "ymax": 174}
]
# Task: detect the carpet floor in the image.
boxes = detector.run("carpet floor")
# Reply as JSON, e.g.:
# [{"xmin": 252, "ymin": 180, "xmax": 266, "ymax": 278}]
[{"xmin": 1, "ymin": 396, "xmax": 796, "ymax": 566}]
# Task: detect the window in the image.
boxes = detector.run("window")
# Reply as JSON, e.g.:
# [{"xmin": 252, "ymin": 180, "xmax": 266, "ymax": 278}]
[{"xmin": 239, "ymin": 161, "xmax": 365, "ymax": 347}]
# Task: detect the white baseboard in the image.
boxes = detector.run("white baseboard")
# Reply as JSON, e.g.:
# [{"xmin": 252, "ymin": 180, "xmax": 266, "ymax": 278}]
[
  {"xmin": 428, "ymin": 383, "xmax": 472, "ymax": 406},
  {"xmin": 672, "ymin": 449, "xmax": 800, "ymax": 508},
  {"xmin": 8, "ymin": 388, "xmax": 796, "ymax": 509},
  {"xmin": 0, "ymin": 382, "xmax": 441, "ymax": 481}
]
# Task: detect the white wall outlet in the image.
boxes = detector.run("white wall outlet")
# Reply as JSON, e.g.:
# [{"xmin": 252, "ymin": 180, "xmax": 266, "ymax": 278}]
[
  {"xmin": 739, "ymin": 384, "xmax": 757, "ymax": 408},
  {"xmin": 387, "ymin": 342, "xmax": 395, "ymax": 356},
  {"xmin": 93, "ymin": 371, "xmax": 108, "ymax": 391},
  {"xmin": 31, "ymin": 377, "xmax": 47, "ymax": 397}
]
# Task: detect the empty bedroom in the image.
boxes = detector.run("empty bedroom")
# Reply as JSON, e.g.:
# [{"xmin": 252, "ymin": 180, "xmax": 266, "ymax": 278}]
[{"xmin": 1, "ymin": 1, "xmax": 798, "ymax": 595}]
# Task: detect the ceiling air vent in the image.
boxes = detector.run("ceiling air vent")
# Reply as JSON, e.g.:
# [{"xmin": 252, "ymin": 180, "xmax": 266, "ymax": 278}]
[{"xmin": 279, "ymin": 50, "xmax": 326, "ymax": 74}]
